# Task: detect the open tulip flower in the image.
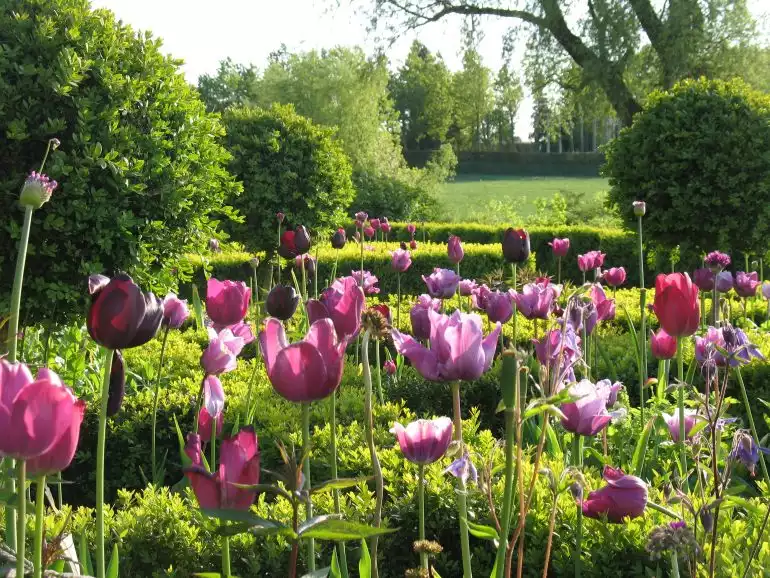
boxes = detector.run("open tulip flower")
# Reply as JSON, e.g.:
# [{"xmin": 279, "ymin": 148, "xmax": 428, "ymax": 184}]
[
  {"xmin": 0, "ymin": 361, "xmax": 85, "ymax": 466},
  {"xmin": 510, "ymin": 278, "xmax": 560, "ymax": 320},
  {"xmin": 199, "ymin": 375, "xmax": 225, "ymax": 443},
  {"xmin": 306, "ymin": 276, "xmax": 365, "ymax": 340},
  {"xmin": 662, "ymin": 410, "xmax": 698, "ymax": 443},
  {"xmin": 480, "ymin": 290, "xmax": 514, "ymax": 324},
  {"xmin": 603, "ymin": 267, "xmax": 626, "ymax": 288},
  {"xmin": 549, "ymin": 237, "xmax": 570, "ymax": 257},
  {"xmin": 693, "ymin": 268, "xmax": 715, "ymax": 292},
  {"xmin": 390, "ymin": 248, "xmax": 412, "ymax": 272},
  {"xmin": 590, "ymin": 284, "xmax": 616, "ymax": 322},
  {"xmin": 162, "ymin": 293, "xmax": 190, "ymax": 329},
  {"xmin": 735, "ymin": 271, "xmax": 760, "ymax": 298},
  {"xmin": 184, "ymin": 427, "xmax": 260, "ymax": 511},
  {"xmin": 87, "ymin": 273, "xmax": 163, "ymax": 350},
  {"xmin": 391, "ymin": 417, "xmax": 453, "ymax": 465},
  {"xmin": 561, "ymin": 379, "xmax": 614, "ymax": 436},
  {"xmin": 459, "ymin": 279, "xmax": 478, "ymax": 296},
  {"xmin": 652, "ymin": 273, "xmax": 700, "ymax": 337},
  {"xmin": 410, "ymin": 294, "xmax": 443, "ymax": 340},
  {"xmin": 581, "ymin": 466, "xmax": 648, "ymax": 523},
  {"xmin": 260, "ymin": 317, "xmax": 348, "ymax": 402},
  {"xmin": 206, "ymin": 278, "xmax": 250, "ymax": 328},
  {"xmin": 422, "ymin": 267, "xmax": 460, "ymax": 299},
  {"xmin": 352, "ymin": 270, "xmax": 380, "ymax": 295},
  {"xmin": 201, "ymin": 327, "xmax": 246, "ymax": 375},
  {"xmin": 392, "ymin": 309, "xmax": 501, "ymax": 382},
  {"xmin": 534, "ymin": 325, "xmax": 582, "ymax": 388}
]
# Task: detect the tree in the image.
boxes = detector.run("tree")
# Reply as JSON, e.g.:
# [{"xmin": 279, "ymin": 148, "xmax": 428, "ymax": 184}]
[
  {"xmin": 361, "ymin": 0, "xmax": 762, "ymax": 125},
  {"xmin": 489, "ymin": 65, "xmax": 524, "ymax": 150},
  {"xmin": 451, "ymin": 48, "xmax": 494, "ymax": 150},
  {"xmin": 198, "ymin": 58, "xmax": 260, "ymax": 112},
  {"xmin": 390, "ymin": 41, "xmax": 454, "ymax": 150}
]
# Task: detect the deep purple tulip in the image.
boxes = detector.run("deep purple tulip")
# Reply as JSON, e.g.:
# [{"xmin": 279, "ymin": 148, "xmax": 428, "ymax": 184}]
[
  {"xmin": 185, "ymin": 427, "xmax": 260, "ymax": 511},
  {"xmin": 306, "ymin": 276, "xmax": 365, "ymax": 340},
  {"xmin": 692, "ymin": 268, "xmax": 714, "ymax": 292},
  {"xmin": 582, "ymin": 466, "xmax": 648, "ymax": 523},
  {"xmin": 650, "ymin": 329, "xmax": 677, "ymax": 360},
  {"xmin": 481, "ymin": 290, "xmax": 514, "ymax": 324},
  {"xmin": 510, "ymin": 278, "xmax": 559, "ymax": 320},
  {"xmin": 207, "ymin": 278, "xmax": 251, "ymax": 328},
  {"xmin": 715, "ymin": 271, "xmax": 733, "ymax": 293},
  {"xmin": 663, "ymin": 410, "xmax": 697, "ymax": 443},
  {"xmin": 422, "ymin": 268, "xmax": 460, "ymax": 299},
  {"xmin": 198, "ymin": 375, "xmax": 225, "ymax": 443},
  {"xmin": 561, "ymin": 379, "xmax": 613, "ymax": 436},
  {"xmin": 201, "ymin": 327, "xmax": 246, "ymax": 375},
  {"xmin": 590, "ymin": 284, "xmax": 616, "ymax": 322},
  {"xmin": 603, "ymin": 267, "xmax": 626, "ymax": 288},
  {"xmin": 735, "ymin": 271, "xmax": 760, "ymax": 298},
  {"xmin": 393, "ymin": 309, "xmax": 501, "ymax": 382},
  {"xmin": 331, "ymin": 228, "xmax": 347, "ymax": 249},
  {"xmin": 459, "ymin": 279, "xmax": 478, "ymax": 296},
  {"xmin": 410, "ymin": 295, "xmax": 442, "ymax": 340},
  {"xmin": 391, "ymin": 417, "xmax": 453, "ymax": 465},
  {"xmin": 265, "ymin": 284, "xmax": 300, "ymax": 321},
  {"xmin": 295, "ymin": 254, "xmax": 316, "ymax": 278},
  {"xmin": 447, "ymin": 235, "xmax": 464, "ymax": 264},
  {"xmin": 352, "ymin": 270, "xmax": 380, "ymax": 295},
  {"xmin": 549, "ymin": 238, "xmax": 570, "ymax": 258},
  {"xmin": 260, "ymin": 318, "xmax": 347, "ymax": 402},
  {"xmin": 502, "ymin": 228, "xmax": 530, "ymax": 263},
  {"xmin": 294, "ymin": 225, "xmax": 312, "ymax": 254},
  {"xmin": 390, "ymin": 249, "xmax": 412, "ymax": 273}
]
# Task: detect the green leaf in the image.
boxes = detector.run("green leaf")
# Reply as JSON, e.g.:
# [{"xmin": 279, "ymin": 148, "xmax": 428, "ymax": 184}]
[
  {"xmin": 192, "ymin": 284, "xmax": 205, "ymax": 331},
  {"xmin": 358, "ymin": 539, "xmax": 371, "ymax": 578},
  {"xmin": 301, "ymin": 569, "xmax": 330, "ymax": 578},
  {"xmin": 329, "ymin": 548, "xmax": 342, "ymax": 578},
  {"xmin": 201, "ymin": 509, "xmax": 295, "ymax": 537},
  {"xmin": 466, "ymin": 521, "xmax": 499, "ymax": 541},
  {"xmin": 173, "ymin": 414, "xmax": 192, "ymax": 469},
  {"xmin": 299, "ymin": 518, "xmax": 397, "ymax": 541},
  {"xmin": 106, "ymin": 543, "xmax": 119, "ymax": 578},
  {"xmin": 311, "ymin": 477, "xmax": 370, "ymax": 494},
  {"xmin": 78, "ymin": 534, "xmax": 94, "ymax": 577},
  {"xmin": 193, "ymin": 573, "xmax": 223, "ymax": 577},
  {"xmin": 631, "ymin": 416, "xmax": 656, "ymax": 476}
]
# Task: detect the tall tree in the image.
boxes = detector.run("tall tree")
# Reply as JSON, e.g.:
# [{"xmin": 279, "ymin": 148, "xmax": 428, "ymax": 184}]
[
  {"xmin": 451, "ymin": 48, "xmax": 494, "ymax": 150},
  {"xmin": 490, "ymin": 65, "xmax": 524, "ymax": 150},
  {"xmin": 360, "ymin": 0, "xmax": 761, "ymax": 125},
  {"xmin": 198, "ymin": 58, "xmax": 260, "ymax": 112}
]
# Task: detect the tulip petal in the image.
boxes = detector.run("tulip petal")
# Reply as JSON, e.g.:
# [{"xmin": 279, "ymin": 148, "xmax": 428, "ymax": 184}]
[
  {"xmin": 0, "ymin": 360, "xmax": 34, "ymax": 409},
  {"xmin": 482, "ymin": 323, "xmax": 502, "ymax": 372},
  {"xmin": 270, "ymin": 342, "xmax": 330, "ymax": 402},
  {"xmin": 203, "ymin": 375, "xmax": 225, "ymax": 419},
  {"xmin": 5, "ymin": 380, "xmax": 74, "ymax": 459},
  {"xmin": 306, "ymin": 299, "xmax": 330, "ymax": 326},
  {"xmin": 27, "ymin": 399, "xmax": 86, "ymax": 477},
  {"xmin": 185, "ymin": 433, "xmax": 204, "ymax": 467},
  {"xmin": 126, "ymin": 292, "xmax": 164, "ymax": 348},
  {"xmin": 259, "ymin": 318, "xmax": 289, "ymax": 375},
  {"xmin": 185, "ymin": 467, "xmax": 221, "ymax": 510},
  {"xmin": 219, "ymin": 427, "xmax": 260, "ymax": 510},
  {"xmin": 305, "ymin": 319, "xmax": 345, "ymax": 389},
  {"xmin": 441, "ymin": 312, "xmax": 485, "ymax": 381},
  {"xmin": 392, "ymin": 329, "xmax": 440, "ymax": 381}
]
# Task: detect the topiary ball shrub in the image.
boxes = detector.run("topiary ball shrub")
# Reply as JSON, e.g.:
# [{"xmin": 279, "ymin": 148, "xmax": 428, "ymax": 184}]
[
  {"xmin": 603, "ymin": 78, "xmax": 770, "ymax": 264},
  {"xmin": 0, "ymin": 0, "xmax": 240, "ymax": 326},
  {"xmin": 222, "ymin": 104, "xmax": 355, "ymax": 250}
]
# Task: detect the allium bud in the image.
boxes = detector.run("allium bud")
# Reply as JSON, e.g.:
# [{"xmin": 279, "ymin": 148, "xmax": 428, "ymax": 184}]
[
  {"xmin": 50, "ymin": 137, "xmax": 61, "ymax": 150},
  {"xmin": 632, "ymin": 201, "xmax": 646, "ymax": 216},
  {"xmin": 20, "ymin": 171, "xmax": 57, "ymax": 209}
]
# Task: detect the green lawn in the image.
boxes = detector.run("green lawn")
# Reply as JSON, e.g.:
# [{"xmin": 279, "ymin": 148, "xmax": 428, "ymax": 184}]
[{"xmin": 439, "ymin": 174, "xmax": 609, "ymax": 221}]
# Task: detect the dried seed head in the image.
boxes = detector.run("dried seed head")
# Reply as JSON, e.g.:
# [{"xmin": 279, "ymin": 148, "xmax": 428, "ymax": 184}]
[
  {"xmin": 413, "ymin": 540, "xmax": 443, "ymax": 556},
  {"xmin": 362, "ymin": 307, "xmax": 389, "ymax": 339}
]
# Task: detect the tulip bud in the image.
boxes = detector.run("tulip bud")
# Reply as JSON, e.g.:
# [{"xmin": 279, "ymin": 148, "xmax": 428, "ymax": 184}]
[
  {"xmin": 383, "ymin": 360, "xmax": 396, "ymax": 375},
  {"xmin": 50, "ymin": 137, "xmax": 61, "ymax": 150},
  {"xmin": 632, "ymin": 201, "xmax": 646, "ymax": 216},
  {"xmin": 331, "ymin": 228, "xmax": 346, "ymax": 249},
  {"xmin": 249, "ymin": 256, "xmax": 260, "ymax": 270},
  {"xmin": 369, "ymin": 218, "xmax": 381, "ymax": 231},
  {"xmin": 410, "ymin": 239, "xmax": 418, "ymax": 250},
  {"xmin": 364, "ymin": 226, "xmax": 375, "ymax": 239},
  {"xmin": 266, "ymin": 285, "xmax": 300, "ymax": 320},
  {"xmin": 407, "ymin": 223, "xmax": 416, "ymax": 237},
  {"xmin": 276, "ymin": 212, "xmax": 285, "ymax": 223},
  {"xmin": 294, "ymin": 225, "xmax": 311, "ymax": 254},
  {"xmin": 569, "ymin": 481, "xmax": 584, "ymax": 502},
  {"xmin": 355, "ymin": 211, "xmax": 368, "ymax": 224},
  {"xmin": 502, "ymin": 228, "xmax": 530, "ymax": 264},
  {"xmin": 20, "ymin": 171, "xmax": 57, "ymax": 209},
  {"xmin": 107, "ymin": 350, "xmax": 125, "ymax": 417},
  {"xmin": 447, "ymin": 235, "xmax": 464, "ymax": 264},
  {"xmin": 700, "ymin": 508, "xmax": 714, "ymax": 533},
  {"xmin": 295, "ymin": 254, "xmax": 316, "ymax": 278}
]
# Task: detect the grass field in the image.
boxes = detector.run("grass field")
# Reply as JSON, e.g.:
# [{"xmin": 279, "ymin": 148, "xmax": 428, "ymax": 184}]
[{"xmin": 439, "ymin": 174, "xmax": 609, "ymax": 221}]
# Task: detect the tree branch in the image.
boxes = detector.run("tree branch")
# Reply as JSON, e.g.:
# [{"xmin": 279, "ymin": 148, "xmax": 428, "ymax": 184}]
[
  {"xmin": 383, "ymin": 0, "xmax": 546, "ymax": 28},
  {"xmin": 627, "ymin": 0, "xmax": 664, "ymax": 48}
]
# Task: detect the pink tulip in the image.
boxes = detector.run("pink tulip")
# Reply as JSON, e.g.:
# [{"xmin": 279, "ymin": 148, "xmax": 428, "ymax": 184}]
[
  {"xmin": 380, "ymin": 218, "xmax": 392, "ymax": 233},
  {"xmin": 735, "ymin": 271, "xmax": 760, "ymax": 298},
  {"xmin": 185, "ymin": 427, "xmax": 260, "ymax": 511},
  {"xmin": 369, "ymin": 218, "xmax": 381, "ymax": 231},
  {"xmin": 447, "ymin": 235, "xmax": 464, "ymax": 264},
  {"xmin": 384, "ymin": 360, "xmax": 397, "ymax": 375},
  {"xmin": 407, "ymin": 223, "xmax": 416, "ymax": 237},
  {"xmin": 422, "ymin": 268, "xmax": 460, "ymax": 299},
  {"xmin": 693, "ymin": 268, "xmax": 714, "ymax": 292},
  {"xmin": 662, "ymin": 410, "xmax": 697, "ymax": 443},
  {"xmin": 581, "ymin": 466, "xmax": 648, "ymax": 523},
  {"xmin": 650, "ymin": 329, "xmax": 677, "ymax": 360},
  {"xmin": 549, "ymin": 238, "xmax": 570, "ymax": 258},
  {"xmin": 390, "ymin": 249, "xmax": 412, "ymax": 273},
  {"xmin": 410, "ymin": 294, "xmax": 442, "ymax": 340},
  {"xmin": 393, "ymin": 309, "xmax": 501, "ymax": 382},
  {"xmin": 510, "ymin": 278, "xmax": 560, "ymax": 320},
  {"xmin": 603, "ymin": 267, "xmax": 626, "ymax": 288},
  {"xmin": 201, "ymin": 327, "xmax": 246, "ymax": 375},
  {"xmin": 364, "ymin": 226, "xmax": 375, "ymax": 239},
  {"xmin": 561, "ymin": 379, "xmax": 613, "ymax": 436},
  {"xmin": 459, "ymin": 279, "xmax": 478, "ymax": 297},
  {"xmin": 306, "ymin": 276, "xmax": 365, "ymax": 340},
  {"xmin": 260, "ymin": 318, "xmax": 347, "ymax": 402},
  {"xmin": 481, "ymin": 290, "xmax": 514, "ymax": 324},
  {"xmin": 0, "ymin": 361, "xmax": 84, "ymax": 464},
  {"xmin": 577, "ymin": 251, "xmax": 606, "ymax": 273},
  {"xmin": 206, "ymin": 278, "xmax": 251, "ymax": 327},
  {"xmin": 198, "ymin": 376, "xmax": 225, "ymax": 443},
  {"xmin": 391, "ymin": 417, "xmax": 453, "ymax": 465},
  {"xmin": 351, "ymin": 270, "xmax": 380, "ymax": 295},
  {"xmin": 162, "ymin": 293, "xmax": 190, "ymax": 329},
  {"xmin": 229, "ymin": 321, "xmax": 255, "ymax": 345},
  {"xmin": 590, "ymin": 284, "xmax": 616, "ymax": 322}
]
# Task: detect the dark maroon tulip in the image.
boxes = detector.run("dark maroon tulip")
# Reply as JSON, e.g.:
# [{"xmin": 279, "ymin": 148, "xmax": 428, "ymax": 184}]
[
  {"xmin": 87, "ymin": 273, "xmax": 163, "ymax": 350},
  {"xmin": 107, "ymin": 350, "xmax": 126, "ymax": 416},
  {"xmin": 410, "ymin": 239, "xmax": 418, "ymax": 250},
  {"xmin": 502, "ymin": 228, "xmax": 530, "ymax": 263},
  {"xmin": 278, "ymin": 230, "xmax": 297, "ymax": 259},
  {"xmin": 265, "ymin": 285, "xmax": 299, "ymax": 320},
  {"xmin": 331, "ymin": 228, "xmax": 347, "ymax": 249},
  {"xmin": 294, "ymin": 225, "xmax": 311, "ymax": 254}
]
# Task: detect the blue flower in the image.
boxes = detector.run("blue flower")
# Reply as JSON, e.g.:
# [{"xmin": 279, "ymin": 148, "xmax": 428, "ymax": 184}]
[{"xmin": 444, "ymin": 452, "xmax": 477, "ymax": 485}]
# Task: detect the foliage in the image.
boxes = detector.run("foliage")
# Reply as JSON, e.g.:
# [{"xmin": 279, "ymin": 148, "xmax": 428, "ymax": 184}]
[
  {"xmin": 222, "ymin": 104, "xmax": 355, "ymax": 250},
  {"xmin": 451, "ymin": 48, "xmax": 494, "ymax": 151},
  {"xmin": 604, "ymin": 78, "xmax": 770, "ymax": 261},
  {"xmin": 0, "ymin": 0, "xmax": 240, "ymax": 326}
]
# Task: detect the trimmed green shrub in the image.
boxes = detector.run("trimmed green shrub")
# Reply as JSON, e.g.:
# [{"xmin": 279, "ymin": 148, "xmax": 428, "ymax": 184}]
[
  {"xmin": 222, "ymin": 104, "xmax": 355, "ymax": 250},
  {"xmin": 0, "ymin": 0, "xmax": 240, "ymax": 326},
  {"xmin": 604, "ymin": 78, "xmax": 770, "ymax": 263}
]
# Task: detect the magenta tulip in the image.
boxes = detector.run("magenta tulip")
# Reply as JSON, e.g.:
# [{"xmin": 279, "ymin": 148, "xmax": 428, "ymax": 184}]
[
  {"xmin": 391, "ymin": 417, "xmax": 453, "ymax": 465},
  {"xmin": 260, "ymin": 318, "xmax": 347, "ymax": 402},
  {"xmin": 381, "ymin": 218, "xmax": 392, "ymax": 234},
  {"xmin": 693, "ymin": 268, "xmax": 714, "ymax": 292},
  {"xmin": 510, "ymin": 278, "xmax": 560, "ymax": 320},
  {"xmin": 393, "ymin": 309, "xmax": 501, "ymax": 382},
  {"xmin": 582, "ymin": 466, "xmax": 648, "ymax": 523},
  {"xmin": 590, "ymin": 284, "xmax": 615, "ymax": 322},
  {"xmin": 577, "ymin": 251, "xmax": 606, "ymax": 273},
  {"xmin": 459, "ymin": 279, "xmax": 478, "ymax": 297},
  {"xmin": 369, "ymin": 218, "xmax": 381, "ymax": 231},
  {"xmin": 422, "ymin": 268, "xmax": 460, "ymax": 299},
  {"xmin": 447, "ymin": 235, "xmax": 464, "ymax": 264},
  {"xmin": 662, "ymin": 410, "xmax": 697, "ymax": 443},
  {"xmin": 603, "ymin": 267, "xmax": 626, "ymax": 288},
  {"xmin": 306, "ymin": 276, "xmax": 365, "ymax": 340},
  {"xmin": 549, "ymin": 237, "xmax": 570, "ymax": 258},
  {"xmin": 351, "ymin": 270, "xmax": 380, "ymax": 295},
  {"xmin": 481, "ymin": 290, "xmax": 514, "ymax": 324},
  {"xmin": 201, "ymin": 328, "xmax": 246, "ymax": 375},
  {"xmin": 407, "ymin": 223, "xmax": 416, "ymax": 237},
  {"xmin": 162, "ymin": 293, "xmax": 190, "ymax": 329},
  {"xmin": 384, "ymin": 360, "xmax": 397, "ymax": 375},
  {"xmin": 653, "ymin": 273, "xmax": 700, "ymax": 338},
  {"xmin": 206, "ymin": 278, "xmax": 251, "ymax": 328},
  {"xmin": 561, "ymin": 379, "xmax": 613, "ymax": 436},
  {"xmin": 185, "ymin": 427, "xmax": 260, "ymax": 511},
  {"xmin": 390, "ymin": 249, "xmax": 412, "ymax": 273},
  {"xmin": 364, "ymin": 225, "xmax": 375, "ymax": 239},
  {"xmin": 0, "ymin": 361, "xmax": 84, "ymax": 464},
  {"xmin": 410, "ymin": 294, "xmax": 442, "ymax": 340},
  {"xmin": 650, "ymin": 329, "xmax": 677, "ymax": 360},
  {"xmin": 229, "ymin": 321, "xmax": 255, "ymax": 345},
  {"xmin": 735, "ymin": 271, "xmax": 760, "ymax": 298}
]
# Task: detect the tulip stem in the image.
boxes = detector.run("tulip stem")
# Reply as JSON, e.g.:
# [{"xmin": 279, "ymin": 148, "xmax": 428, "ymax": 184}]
[
  {"xmin": 33, "ymin": 476, "xmax": 46, "ymax": 578},
  {"xmin": 151, "ymin": 325, "xmax": 171, "ymax": 484},
  {"xmin": 456, "ymin": 263, "xmax": 462, "ymax": 312},
  {"xmin": 676, "ymin": 339, "xmax": 687, "ymax": 481},
  {"xmin": 639, "ymin": 288, "xmax": 647, "ymax": 422},
  {"xmin": 451, "ymin": 381, "xmax": 473, "ymax": 578},
  {"xmin": 301, "ymin": 402, "xmax": 315, "ymax": 572},
  {"xmin": 329, "ymin": 391, "xmax": 349, "ymax": 577},
  {"xmin": 557, "ymin": 256, "xmax": 561, "ymax": 286},
  {"xmin": 222, "ymin": 534, "xmax": 231, "ymax": 577},
  {"xmin": 495, "ymin": 355, "xmax": 517, "ymax": 578},
  {"xmin": 96, "ymin": 346, "xmax": 115, "ymax": 578},
  {"xmin": 734, "ymin": 367, "xmax": 770, "ymax": 486},
  {"xmin": 418, "ymin": 463, "xmax": 427, "ymax": 571},
  {"xmin": 396, "ymin": 272, "xmax": 402, "ymax": 329},
  {"xmin": 362, "ymin": 330, "xmax": 383, "ymax": 578},
  {"xmin": 16, "ymin": 460, "xmax": 27, "ymax": 578},
  {"xmin": 713, "ymin": 284, "xmax": 720, "ymax": 325},
  {"xmin": 375, "ymin": 339, "xmax": 384, "ymax": 405},
  {"xmin": 511, "ymin": 263, "xmax": 518, "ymax": 349},
  {"xmin": 572, "ymin": 434, "xmax": 583, "ymax": 578}
]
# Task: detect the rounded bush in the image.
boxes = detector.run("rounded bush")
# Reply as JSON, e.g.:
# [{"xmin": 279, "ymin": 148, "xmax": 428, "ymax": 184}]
[
  {"xmin": 222, "ymin": 104, "xmax": 355, "ymax": 250},
  {"xmin": 604, "ymin": 78, "xmax": 770, "ymax": 260},
  {"xmin": 0, "ymin": 0, "xmax": 240, "ymax": 326}
]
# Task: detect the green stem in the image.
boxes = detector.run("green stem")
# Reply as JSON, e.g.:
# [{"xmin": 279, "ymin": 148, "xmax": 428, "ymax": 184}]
[
  {"xmin": 639, "ymin": 289, "xmax": 647, "ymax": 422},
  {"xmin": 670, "ymin": 551, "xmax": 680, "ymax": 578},
  {"xmin": 96, "ymin": 347, "xmax": 115, "ymax": 578},
  {"xmin": 511, "ymin": 263, "xmax": 518, "ymax": 348},
  {"xmin": 676, "ymin": 339, "xmax": 687, "ymax": 479},
  {"xmin": 735, "ymin": 367, "xmax": 770, "ymax": 486},
  {"xmin": 637, "ymin": 215, "xmax": 645, "ymax": 288},
  {"xmin": 332, "ymin": 249, "xmax": 339, "ymax": 283},
  {"xmin": 451, "ymin": 381, "xmax": 473, "ymax": 578},
  {"xmin": 362, "ymin": 330, "xmax": 383, "ymax": 578},
  {"xmin": 16, "ymin": 460, "xmax": 27, "ymax": 578},
  {"xmin": 397, "ymin": 273, "xmax": 401, "ymax": 329},
  {"xmin": 557, "ymin": 256, "xmax": 561, "ymax": 286},
  {"xmin": 375, "ymin": 339, "xmax": 383, "ymax": 405},
  {"xmin": 495, "ymin": 405, "xmax": 515, "ymax": 578},
  {"xmin": 646, "ymin": 501, "xmax": 683, "ymax": 520},
  {"xmin": 301, "ymin": 402, "xmax": 315, "ymax": 572},
  {"xmin": 33, "ymin": 476, "xmax": 46, "ymax": 578},
  {"xmin": 456, "ymin": 262, "xmax": 462, "ymax": 312},
  {"xmin": 222, "ymin": 534, "xmax": 231, "ymax": 577},
  {"xmin": 329, "ymin": 392, "xmax": 349, "ymax": 577},
  {"xmin": 700, "ymin": 294, "xmax": 706, "ymax": 331},
  {"xmin": 151, "ymin": 326, "xmax": 171, "ymax": 483},
  {"xmin": 277, "ymin": 222, "xmax": 282, "ymax": 285},
  {"xmin": 418, "ymin": 463, "xmax": 427, "ymax": 571},
  {"xmin": 713, "ymin": 284, "xmax": 720, "ymax": 325},
  {"xmin": 572, "ymin": 435, "xmax": 583, "ymax": 578}
]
